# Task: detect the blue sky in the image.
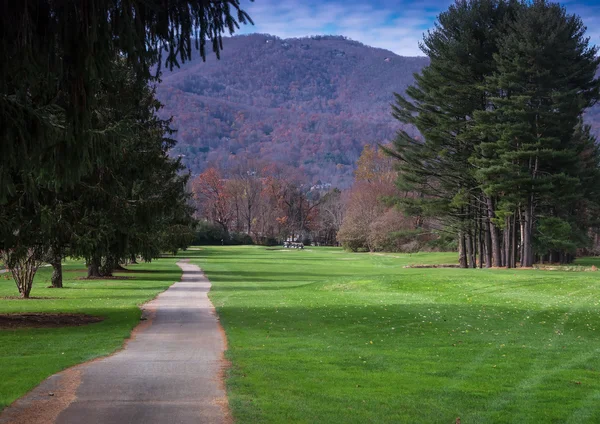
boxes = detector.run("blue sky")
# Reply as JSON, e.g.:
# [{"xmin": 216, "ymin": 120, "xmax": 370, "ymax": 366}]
[{"xmin": 238, "ymin": 0, "xmax": 600, "ymax": 56}]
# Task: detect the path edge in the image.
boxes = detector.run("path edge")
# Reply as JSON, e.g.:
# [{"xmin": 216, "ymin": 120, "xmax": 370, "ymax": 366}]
[{"xmin": 0, "ymin": 264, "xmax": 184, "ymax": 424}]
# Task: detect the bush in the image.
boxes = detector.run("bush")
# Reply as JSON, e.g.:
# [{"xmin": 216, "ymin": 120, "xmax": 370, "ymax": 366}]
[
  {"xmin": 229, "ymin": 233, "xmax": 254, "ymax": 245},
  {"xmin": 425, "ymin": 232, "xmax": 457, "ymax": 251},
  {"xmin": 194, "ymin": 221, "xmax": 254, "ymax": 245},
  {"xmin": 195, "ymin": 221, "xmax": 226, "ymax": 245}
]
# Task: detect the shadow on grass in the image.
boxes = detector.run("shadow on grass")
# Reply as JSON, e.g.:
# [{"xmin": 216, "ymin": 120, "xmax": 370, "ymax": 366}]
[
  {"xmin": 66, "ymin": 285, "xmax": 177, "ymax": 291},
  {"xmin": 214, "ymin": 303, "xmax": 597, "ymax": 339},
  {"xmin": 575, "ymin": 257, "xmax": 600, "ymax": 267},
  {"xmin": 211, "ymin": 283, "xmax": 317, "ymax": 292},
  {"xmin": 116, "ymin": 269, "xmax": 182, "ymax": 274},
  {"xmin": 204, "ymin": 270, "xmax": 353, "ymax": 283}
]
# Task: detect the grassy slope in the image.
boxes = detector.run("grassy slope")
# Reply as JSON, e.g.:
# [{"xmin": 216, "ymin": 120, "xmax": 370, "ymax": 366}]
[
  {"xmin": 0, "ymin": 258, "xmax": 182, "ymax": 409},
  {"xmin": 193, "ymin": 246, "xmax": 600, "ymax": 424}
]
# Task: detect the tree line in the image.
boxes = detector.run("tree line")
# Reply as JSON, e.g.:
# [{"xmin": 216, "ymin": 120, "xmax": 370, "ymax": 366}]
[
  {"xmin": 0, "ymin": 1, "xmax": 252, "ymax": 297},
  {"xmin": 191, "ymin": 163, "xmax": 344, "ymax": 246},
  {"xmin": 185, "ymin": 0, "xmax": 600, "ymax": 270},
  {"xmin": 389, "ymin": 0, "xmax": 600, "ymax": 268}
]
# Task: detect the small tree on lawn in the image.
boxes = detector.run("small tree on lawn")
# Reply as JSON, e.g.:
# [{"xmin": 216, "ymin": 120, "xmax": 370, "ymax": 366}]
[{"xmin": 1, "ymin": 247, "xmax": 44, "ymax": 299}]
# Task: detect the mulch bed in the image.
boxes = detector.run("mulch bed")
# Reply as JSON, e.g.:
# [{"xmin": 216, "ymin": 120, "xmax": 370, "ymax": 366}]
[
  {"xmin": 0, "ymin": 313, "xmax": 104, "ymax": 329},
  {"xmin": 77, "ymin": 276, "xmax": 134, "ymax": 280},
  {"xmin": 403, "ymin": 264, "xmax": 461, "ymax": 269},
  {"xmin": 1, "ymin": 296, "xmax": 59, "ymax": 300}
]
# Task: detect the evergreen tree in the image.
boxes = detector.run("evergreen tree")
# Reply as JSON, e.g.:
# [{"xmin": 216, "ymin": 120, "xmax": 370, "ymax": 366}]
[
  {"xmin": 1, "ymin": 2, "xmax": 250, "ymax": 295},
  {"xmin": 65, "ymin": 61, "xmax": 196, "ymax": 278},
  {"xmin": 390, "ymin": 0, "xmax": 600, "ymax": 266},
  {"xmin": 1, "ymin": 0, "xmax": 252, "ymax": 201},
  {"xmin": 474, "ymin": 0, "xmax": 600, "ymax": 266},
  {"xmin": 388, "ymin": 0, "xmax": 517, "ymax": 268}
]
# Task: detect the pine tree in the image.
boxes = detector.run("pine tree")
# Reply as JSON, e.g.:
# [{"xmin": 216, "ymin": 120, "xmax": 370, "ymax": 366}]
[
  {"xmin": 1, "ymin": 2, "xmax": 250, "ymax": 294},
  {"xmin": 66, "ymin": 61, "xmax": 196, "ymax": 278},
  {"xmin": 474, "ymin": 0, "xmax": 600, "ymax": 266},
  {"xmin": 390, "ymin": 0, "xmax": 600, "ymax": 266},
  {"xmin": 388, "ymin": 0, "xmax": 517, "ymax": 268}
]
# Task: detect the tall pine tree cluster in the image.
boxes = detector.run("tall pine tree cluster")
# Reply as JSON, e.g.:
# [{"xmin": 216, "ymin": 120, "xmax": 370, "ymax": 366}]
[
  {"xmin": 390, "ymin": 0, "xmax": 600, "ymax": 268},
  {"xmin": 0, "ymin": 1, "xmax": 252, "ymax": 297}
]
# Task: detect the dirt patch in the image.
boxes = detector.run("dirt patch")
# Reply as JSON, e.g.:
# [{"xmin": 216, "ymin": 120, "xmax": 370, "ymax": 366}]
[
  {"xmin": 1, "ymin": 297, "xmax": 59, "ymax": 300},
  {"xmin": 0, "ymin": 313, "xmax": 103, "ymax": 330},
  {"xmin": 77, "ymin": 276, "xmax": 134, "ymax": 280},
  {"xmin": 403, "ymin": 264, "xmax": 461, "ymax": 269}
]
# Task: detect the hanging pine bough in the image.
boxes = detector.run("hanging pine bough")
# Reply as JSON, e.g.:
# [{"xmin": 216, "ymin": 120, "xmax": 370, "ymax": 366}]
[
  {"xmin": 0, "ymin": 1, "xmax": 252, "ymax": 296},
  {"xmin": 1, "ymin": 249, "xmax": 43, "ymax": 299},
  {"xmin": 0, "ymin": 0, "xmax": 253, "ymax": 202}
]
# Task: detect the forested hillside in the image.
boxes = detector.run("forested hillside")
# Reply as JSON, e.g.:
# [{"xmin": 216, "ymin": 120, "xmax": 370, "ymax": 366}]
[
  {"xmin": 156, "ymin": 34, "xmax": 427, "ymax": 187},
  {"xmin": 157, "ymin": 33, "xmax": 600, "ymax": 187}
]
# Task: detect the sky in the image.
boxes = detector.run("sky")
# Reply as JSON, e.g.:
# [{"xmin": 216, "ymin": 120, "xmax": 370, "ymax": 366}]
[{"xmin": 238, "ymin": 0, "xmax": 600, "ymax": 57}]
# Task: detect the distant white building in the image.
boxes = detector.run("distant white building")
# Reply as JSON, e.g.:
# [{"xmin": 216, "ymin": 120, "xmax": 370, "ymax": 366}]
[{"xmin": 310, "ymin": 182, "xmax": 332, "ymax": 191}]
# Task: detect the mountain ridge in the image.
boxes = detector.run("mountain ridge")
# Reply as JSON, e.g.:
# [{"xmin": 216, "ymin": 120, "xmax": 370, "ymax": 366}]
[
  {"xmin": 156, "ymin": 33, "xmax": 427, "ymax": 187},
  {"xmin": 156, "ymin": 33, "xmax": 599, "ymax": 187}
]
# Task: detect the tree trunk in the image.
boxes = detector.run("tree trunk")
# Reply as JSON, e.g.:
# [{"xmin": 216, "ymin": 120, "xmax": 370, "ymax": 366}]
[
  {"xmin": 100, "ymin": 257, "xmax": 115, "ymax": 277},
  {"xmin": 511, "ymin": 214, "xmax": 518, "ymax": 268},
  {"xmin": 486, "ymin": 197, "xmax": 502, "ymax": 267},
  {"xmin": 501, "ymin": 228, "xmax": 506, "ymax": 269},
  {"xmin": 504, "ymin": 217, "xmax": 513, "ymax": 268},
  {"xmin": 87, "ymin": 257, "xmax": 102, "ymax": 278},
  {"xmin": 50, "ymin": 256, "xmax": 63, "ymax": 288},
  {"xmin": 567, "ymin": 253, "xmax": 574, "ymax": 264},
  {"xmin": 484, "ymin": 215, "xmax": 493, "ymax": 268},
  {"xmin": 458, "ymin": 231, "xmax": 468, "ymax": 268},
  {"xmin": 466, "ymin": 232, "xmax": 473, "ymax": 268},
  {"xmin": 478, "ymin": 224, "xmax": 484, "ymax": 268},
  {"xmin": 518, "ymin": 209, "xmax": 524, "ymax": 266},
  {"xmin": 247, "ymin": 204, "xmax": 252, "ymax": 235},
  {"xmin": 466, "ymin": 232, "xmax": 476, "ymax": 269},
  {"xmin": 522, "ymin": 206, "xmax": 533, "ymax": 267}
]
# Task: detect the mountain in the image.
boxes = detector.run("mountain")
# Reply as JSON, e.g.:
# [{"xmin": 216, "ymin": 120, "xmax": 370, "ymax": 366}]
[
  {"xmin": 156, "ymin": 34, "xmax": 600, "ymax": 188},
  {"xmin": 156, "ymin": 34, "xmax": 427, "ymax": 187}
]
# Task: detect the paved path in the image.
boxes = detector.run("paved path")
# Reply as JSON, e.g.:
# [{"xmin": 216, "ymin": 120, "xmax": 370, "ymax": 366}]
[
  {"xmin": 0, "ymin": 261, "xmax": 229, "ymax": 424},
  {"xmin": 0, "ymin": 264, "xmax": 51, "ymax": 275}
]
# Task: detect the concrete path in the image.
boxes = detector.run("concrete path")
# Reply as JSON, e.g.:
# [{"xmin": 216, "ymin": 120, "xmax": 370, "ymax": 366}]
[
  {"xmin": 0, "ymin": 261, "xmax": 230, "ymax": 424},
  {"xmin": 0, "ymin": 264, "xmax": 51, "ymax": 275}
]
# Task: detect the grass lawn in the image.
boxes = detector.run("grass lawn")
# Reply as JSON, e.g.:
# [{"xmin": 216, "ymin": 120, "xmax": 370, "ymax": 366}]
[
  {"xmin": 0, "ymin": 257, "xmax": 182, "ymax": 410},
  {"xmin": 190, "ymin": 246, "xmax": 600, "ymax": 423}
]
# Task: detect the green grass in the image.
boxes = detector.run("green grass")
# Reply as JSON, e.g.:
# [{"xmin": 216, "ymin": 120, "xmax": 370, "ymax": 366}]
[
  {"xmin": 0, "ymin": 258, "xmax": 182, "ymax": 410},
  {"xmin": 189, "ymin": 246, "xmax": 600, "ymax": 423}
]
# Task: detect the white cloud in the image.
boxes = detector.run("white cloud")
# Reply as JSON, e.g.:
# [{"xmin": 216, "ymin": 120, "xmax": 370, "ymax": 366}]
[
  {"xmin": 560, "ymin": 1, "xmax": 600, "ymax": 47},
  {"xmin": 236, "ymin": 0, "xmax": 599, "ymax": 56},
  {"xmin": 237, "ymin": 0, "xmax": 453, "ymax": 56}
]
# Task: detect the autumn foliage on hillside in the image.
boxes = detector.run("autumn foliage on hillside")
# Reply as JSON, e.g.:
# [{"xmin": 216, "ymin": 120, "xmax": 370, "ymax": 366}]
[
  {"xmin": 156, "ymin": 34, "xmax": 426, "ymax": 188},
  {"xmin": 156, "ymin": 34, "xmax": 600, "ymax": 189}
]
